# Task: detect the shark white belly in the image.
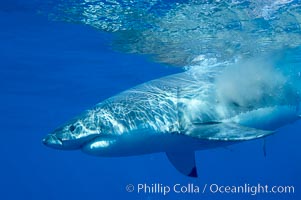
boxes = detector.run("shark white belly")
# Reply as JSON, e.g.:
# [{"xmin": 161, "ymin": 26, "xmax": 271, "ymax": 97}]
[{"xmin": 42, "ymin": 68, "xmax": 300, "ymax": 177}]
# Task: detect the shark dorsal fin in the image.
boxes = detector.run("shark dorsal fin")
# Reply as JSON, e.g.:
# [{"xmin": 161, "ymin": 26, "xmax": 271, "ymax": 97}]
[{"xmin": 166, "ymin": 151, "xmax": 198, "ymax": 178}]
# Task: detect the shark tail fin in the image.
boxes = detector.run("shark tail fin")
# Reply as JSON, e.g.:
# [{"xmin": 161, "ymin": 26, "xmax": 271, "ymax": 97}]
[{"xmin": 166, "ymin": 151, "xmax": 198, "ymax": 178}]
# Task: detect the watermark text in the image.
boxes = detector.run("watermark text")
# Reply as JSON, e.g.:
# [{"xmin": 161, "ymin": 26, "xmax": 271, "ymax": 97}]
[{"xmin": 125, "ymin": 183, "xmax": 295, "ymax": 196}]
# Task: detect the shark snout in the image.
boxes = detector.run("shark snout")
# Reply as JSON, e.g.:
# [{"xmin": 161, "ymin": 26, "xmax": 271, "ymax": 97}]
[{"xmin": 43, "ymin": 134, "xmax": 63, "ymax": 149}]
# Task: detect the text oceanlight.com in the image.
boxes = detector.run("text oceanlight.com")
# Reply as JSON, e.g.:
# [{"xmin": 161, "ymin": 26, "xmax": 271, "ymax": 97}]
[{"xmin": 125, "ymin": 183, "xmax": 295, "ymax": 196}]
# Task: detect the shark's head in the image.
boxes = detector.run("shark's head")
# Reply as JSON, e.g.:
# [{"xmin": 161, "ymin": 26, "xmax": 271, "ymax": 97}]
[{"xmin": 43, "ymin": 112, "xmax": 100, "ymax": 150}]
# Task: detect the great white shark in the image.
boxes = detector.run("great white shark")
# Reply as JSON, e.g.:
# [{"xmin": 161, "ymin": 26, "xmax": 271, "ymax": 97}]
[{"xmin": 43, "ymin": 65, "xmax": 300, "ymax": 177}]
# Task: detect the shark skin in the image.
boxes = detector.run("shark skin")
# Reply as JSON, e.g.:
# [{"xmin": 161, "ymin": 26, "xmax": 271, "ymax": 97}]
[{"xmin": 42, "ymin": 69, "xmax": 300, "ymax": 177}]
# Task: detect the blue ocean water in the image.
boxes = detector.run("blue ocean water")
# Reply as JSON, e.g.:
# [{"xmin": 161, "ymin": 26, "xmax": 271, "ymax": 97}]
[{"xmin": 0, "ymin": 1, "xmax": 300, "ymax": 200}]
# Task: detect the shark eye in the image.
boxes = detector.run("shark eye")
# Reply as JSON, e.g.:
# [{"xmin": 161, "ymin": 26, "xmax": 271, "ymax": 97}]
[{"xmin": 69, "ymin": 125, "xmax": 76, "ymax": 132}]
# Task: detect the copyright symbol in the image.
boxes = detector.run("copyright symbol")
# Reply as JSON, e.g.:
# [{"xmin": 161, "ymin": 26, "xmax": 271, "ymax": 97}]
[{"xmin": 126, "ymin": 184, "xmax": 134, "ymax": 192}]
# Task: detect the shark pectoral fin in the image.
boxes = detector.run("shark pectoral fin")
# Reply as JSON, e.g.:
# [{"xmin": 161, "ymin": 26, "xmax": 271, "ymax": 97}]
[
  {"xmin": 192, "ymin": 121, "xmax": 221, "ymax": 125},
  {"xmin": 166, "ymin": 151, "xmax": 198, "ymax": 178},
  {"xmin": 189, "ymin": 123, "xmax": 275, "ymax": 141}
]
